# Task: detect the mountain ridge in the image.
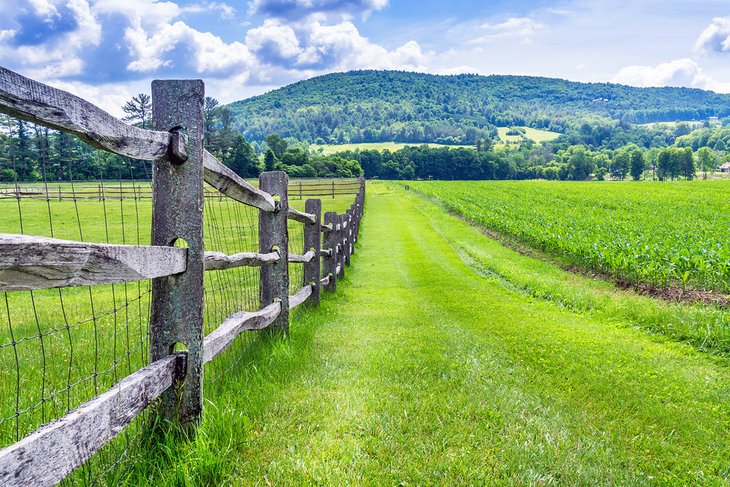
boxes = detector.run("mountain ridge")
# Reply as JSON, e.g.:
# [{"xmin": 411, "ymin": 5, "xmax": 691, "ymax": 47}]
[{"xmin": 226, "ymin": 70, "xmax": 730, "ymax": 144}]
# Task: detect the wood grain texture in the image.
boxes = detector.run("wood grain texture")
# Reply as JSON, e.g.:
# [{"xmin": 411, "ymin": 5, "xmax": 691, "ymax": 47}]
[
  {"xmin": 202, "ymin": 302, "xmax": 281, "ymax": 364},
  {"xmin": 288, "ymin": 250, "xmax": 315, "ymax": 263},
  {"xmin": 303, "ymin": 199, "xmax": 321, "ymax": 305},
  {"xmin": 323, "ymin": 212, "xmax": 337, "ymax": 292},
  {"xmin": 287, "ymin": 207, "xmax": 316, "ymax": 225},
  {"xmin": 204, "ymin": 250, "xmax": 279, "ymax": 270},
  {"xmin": 0, "ymin": 66, "xmax": 171, "ymax": 160},
  {"xmin": 203, "ymin": 151, "xmax": 275, "ymax": 212},
  {"xmin": 150, "ymin": 79, "xmax": 205, "ymax": 426},
  {"xmin": 259, "ymin": 171, "xmax": 289, "ymax": 334},
  {"xmin": 288, "ymin": 284, "xmax": 312, "ymax": 310},
  {"xmin": 0, "ymin": 234, "xmax": 186, "ymax": 291},
  {"xmin": 0, "ymin": 355, "xmax": 181, "ymax": 487}
]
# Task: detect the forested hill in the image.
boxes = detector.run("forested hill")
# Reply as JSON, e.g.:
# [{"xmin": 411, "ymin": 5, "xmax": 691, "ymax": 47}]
[{"xmin": 227, "ymin": 70, "xmax": 730, "ymax": 145}]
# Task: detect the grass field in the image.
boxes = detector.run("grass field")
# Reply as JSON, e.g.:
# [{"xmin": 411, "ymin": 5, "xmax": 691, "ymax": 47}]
[
  {"xmin": 116, "ymin": 182, "xmax": 730, "ymax": 485},
  {"xmin": 312, "ymin": 141, "xmax": 474, "ymax": 155},
  {"xmin": 496, "ymin": 126, "xmax": 562, "ymax": 144},
  {"xmin": 312, "ymin": 127, "xmax": 561, "ymax": 155},
  {"xmin": 408, "ymin": 180, "xmax": 730, "ymax": 294}
]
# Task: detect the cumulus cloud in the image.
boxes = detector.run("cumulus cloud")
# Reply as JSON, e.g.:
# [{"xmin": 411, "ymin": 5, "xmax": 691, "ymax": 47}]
[
  {"xmin": 694, "ymin": 16, "xmax": 730, "ymax": 54},
  {"xmin": 244, "ymin": 16, "xmax": 426, "ymax": 73},
  {"xmin": 0, "ymin": 0, "xmax": 428, "ymax": 106},
  {"xmin": 249, "ymin": 0, "xmax": 388, "ymax": 20},
  {"xmin": 611, "ymin": 58, "xmax": 730, "ymax": 93}
]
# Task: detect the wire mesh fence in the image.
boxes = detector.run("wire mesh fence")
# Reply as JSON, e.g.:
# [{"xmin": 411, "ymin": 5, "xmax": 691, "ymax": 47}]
[{"xmin": 0, "ymin": 148, "xmax": 155, "ymax": 485}]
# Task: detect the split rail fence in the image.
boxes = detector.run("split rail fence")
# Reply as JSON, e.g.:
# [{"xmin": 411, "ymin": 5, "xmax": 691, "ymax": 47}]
[
  {"xmin": 0, "ymin": 67, "xmax": 365, "ymax": 486},
  {"xmin": 0, "ymin": 179, "xmax": 363, "ymax": 201}
]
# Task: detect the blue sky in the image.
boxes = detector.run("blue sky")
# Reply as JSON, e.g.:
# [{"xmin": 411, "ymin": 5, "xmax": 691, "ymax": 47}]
[{"xmin": 1, "ymin": 0, "xmax": 729, "ymax": 116}]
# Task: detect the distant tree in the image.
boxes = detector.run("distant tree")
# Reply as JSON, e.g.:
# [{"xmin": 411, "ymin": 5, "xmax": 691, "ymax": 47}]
[
  {"xmin": 566, "ymin": 146, "xmax": 595, "ymax": 180},
  {"xmin": 611, "ymin": 150, "xmax": 630, "ymax": 180},
  {"xmin": 696, "ymin": 147, "xmax": 717, "ymax": 179},
  {"xmin": 266, "ymin": 134, "xmax": 288, "ymax": 160},
  {"xmin": 657, "ymin": 148, "xmax": 672, "ymax": 180},
  {"xmin": 204, "ymin": 97, "xmax": 220, "ymax": 148},
  {"xmin": 629, "ymin": 149, "xmax": 646, "ymax": 181},
  {"xmin": 227, "ymin": 135, "xmax": 260, "ymax": 177},
  {"xmin": 121, "ymin": 94, "xmax": 151, "ymax": 128},
  {"xmin": 264, "ymin": 149, "xmax": 277, "ymax": 171},
  {"xmin": 680, "ymin": 146, "xmax": 696, "ymax": 180}
]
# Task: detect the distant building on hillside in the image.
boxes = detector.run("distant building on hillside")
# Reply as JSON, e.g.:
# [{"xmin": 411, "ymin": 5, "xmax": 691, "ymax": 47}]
[
  {"xmin": 720, "ymin": 162, "xmax": 730, "ymax": 173},
  {"xmin": 709, "ymin": 116, "xmax": 720, "ymax": 126}
]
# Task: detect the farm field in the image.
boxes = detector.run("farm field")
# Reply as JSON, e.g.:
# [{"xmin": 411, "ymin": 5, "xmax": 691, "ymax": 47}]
[
  {"xmin": 118, "ymin": 183, "xmax": 730, "ymax": 485},
  {"xmin": 408, "ymin": 180, "xmax": 730, "ymax": 294},
  {"xmin": 496, "ymin": 126, "xmax": 561, "ymax": 144},
  {"xmin": 312, "ymin": 141, "xmax": 473, "ymax": 154}
]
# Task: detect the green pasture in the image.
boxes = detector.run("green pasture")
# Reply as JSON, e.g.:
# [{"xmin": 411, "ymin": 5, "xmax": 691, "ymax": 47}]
[
  {"xmin": 496, "ymin": 126, "xmax": 561, "ymax": 145},
  {"xmin": 117, "ymin": 182, "xmax": 729, "ymax": 485},
  {"xmin": 312, "ymin": 141, "xmax": 474, "ymax": 155}
]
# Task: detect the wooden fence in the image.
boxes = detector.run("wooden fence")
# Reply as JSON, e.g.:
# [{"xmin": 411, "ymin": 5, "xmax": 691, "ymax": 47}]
[
  {"xmin": 0, "ymin": 67, "xmax": 365, "ymax": 486},
  {"xmin": 0, "ymin": 179, "xmax": 363, "ymax": 201}
]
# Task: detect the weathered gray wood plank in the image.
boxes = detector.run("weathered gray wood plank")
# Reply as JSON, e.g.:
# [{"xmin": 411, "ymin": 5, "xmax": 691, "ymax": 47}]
[
  {"xmin": 150, "ymin": 79, "xmax": 205, "ymax": 426},
  {"xmin": 202, "ymin": 302, "xmax": 281, "ymax": 364},
  {"xmin": 204, "ymin": 250, "xmax": 279, "ymax": 270},
  {"xmin": 287, "ymin": 207, "xmax": 316, "ymax": 224},
  {"xmin": 259, "ymin": 171, "xmax": 289, "ymax": 334},
  {"xmin": 0, "ymin": 234, "xmax": 186, "ymax": 291},
  {"xmin": 0, "ymin": 355, "xmax": 181, "ymax": 487},
  {"xmin": 203, "ymin": 151, "xmax": 275, "ymax": 212},
  {"xmin": 289, "ymin": 284, "xmax": 313, "ymax": 310},
  {"xmin": 303, "ymin": 199, "xmax": 322, "ymax": 305},
  {"xmin": 287, "ymin": 250, "xmax": 315, "ymax": 264},
  {"xmin": 322, "ymin": 212, "xmax": 337, "ymax": 292},
  {"xmin": 0, "ymin": 67, "xmax": 172, "ymax": 161}
]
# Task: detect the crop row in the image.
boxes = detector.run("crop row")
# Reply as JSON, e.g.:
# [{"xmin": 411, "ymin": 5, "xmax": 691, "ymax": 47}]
[{"xmin": 409, "ymin": 180, "xmax": 730, "ymax": 293}]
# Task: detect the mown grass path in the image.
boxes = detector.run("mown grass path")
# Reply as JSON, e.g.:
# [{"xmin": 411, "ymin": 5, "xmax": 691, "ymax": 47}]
[{"xmin": 130, "ymin": 183, "xmax": 729, "ymax": 486}]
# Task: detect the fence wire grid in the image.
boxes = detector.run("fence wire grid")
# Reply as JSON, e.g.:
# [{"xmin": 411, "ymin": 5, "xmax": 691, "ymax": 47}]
[{"xmin": 1, "ymin": 120, "xmax": 360, "ymax": 485}]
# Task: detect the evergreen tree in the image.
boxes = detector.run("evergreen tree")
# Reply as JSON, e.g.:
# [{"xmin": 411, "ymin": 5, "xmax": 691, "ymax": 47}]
[
  {"xmin": 264, "ymin": 149, "xmax": 277, "ymax": 171},
  {"xmin": 121, "ymin": 94, "xmax": 151, "ymax": 128}
]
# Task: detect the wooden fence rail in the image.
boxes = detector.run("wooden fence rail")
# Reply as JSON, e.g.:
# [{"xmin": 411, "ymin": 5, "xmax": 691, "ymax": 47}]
[{"xmin": 0, "ymin": 66, "xmax": 366, "ymax": 486}]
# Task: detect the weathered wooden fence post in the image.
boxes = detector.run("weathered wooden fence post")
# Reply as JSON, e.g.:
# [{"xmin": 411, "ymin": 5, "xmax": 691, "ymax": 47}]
[
  {"xmin": 323, "ymin": 211, "xmax": 337, "ymax": 291},
  {"xmin": 303, "ymin": 198, "xmax": 321, "ymax": 305},
  {"xmin": 150, "ymin": 79, "xmax": 206, "ymax": 427},
  {"xmin": 337, "ymin": 214, "xmax": 346, "ymax": 280},
  {"xmin": 344, "ymin": 210, "xmax": 352, "ymax": 266},
  {"xmin": 259, "ymin": 171, "xmax": 289, "ymax": 334}
]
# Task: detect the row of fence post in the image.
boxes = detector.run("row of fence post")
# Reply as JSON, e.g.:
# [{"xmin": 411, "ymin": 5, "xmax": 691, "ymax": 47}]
[{"xmin": 118, "ymin": 79, "xmax": 366, "ymax": 428}]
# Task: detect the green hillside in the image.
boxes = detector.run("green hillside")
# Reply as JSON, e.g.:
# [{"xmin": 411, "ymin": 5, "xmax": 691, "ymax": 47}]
[{"xmin": 227, "ymin": 70, "xmax": 730, "ymax": 145}]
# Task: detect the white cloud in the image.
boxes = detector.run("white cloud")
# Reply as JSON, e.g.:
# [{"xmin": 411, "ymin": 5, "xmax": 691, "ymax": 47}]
[
  {"xmin": 612, "ymin": 58, "xmax": 730, "ymax": 93},
  {"xmin": 181, "ymin": 2, "xmax": 236, "ymax": 20},
  {"xmin": 249, "ymin": 0, "xmax": 389, "ymax": 20},
  {"xmin": 694, "ymin": 16, "xmax": 730, "ymax": 54},
  {"xmin": 125, "ymin": 21, "xmax": 254, "ymax": 74},
  {"xmin": 246, "ymin": 19, "xmax": 302, "ymax": 61},
  {"xmin": 469, "ymin": 17, "xmax": 544, "ymax": 44}
]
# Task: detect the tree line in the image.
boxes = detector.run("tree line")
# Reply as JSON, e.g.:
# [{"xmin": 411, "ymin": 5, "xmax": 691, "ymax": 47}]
[
  {"xmin": 0, "ymin": 95, "xmax": 362, "ymax": 182},
  {"xmin": 331, "ymin": 141, "xmax": 722, "ymax": 182}
]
